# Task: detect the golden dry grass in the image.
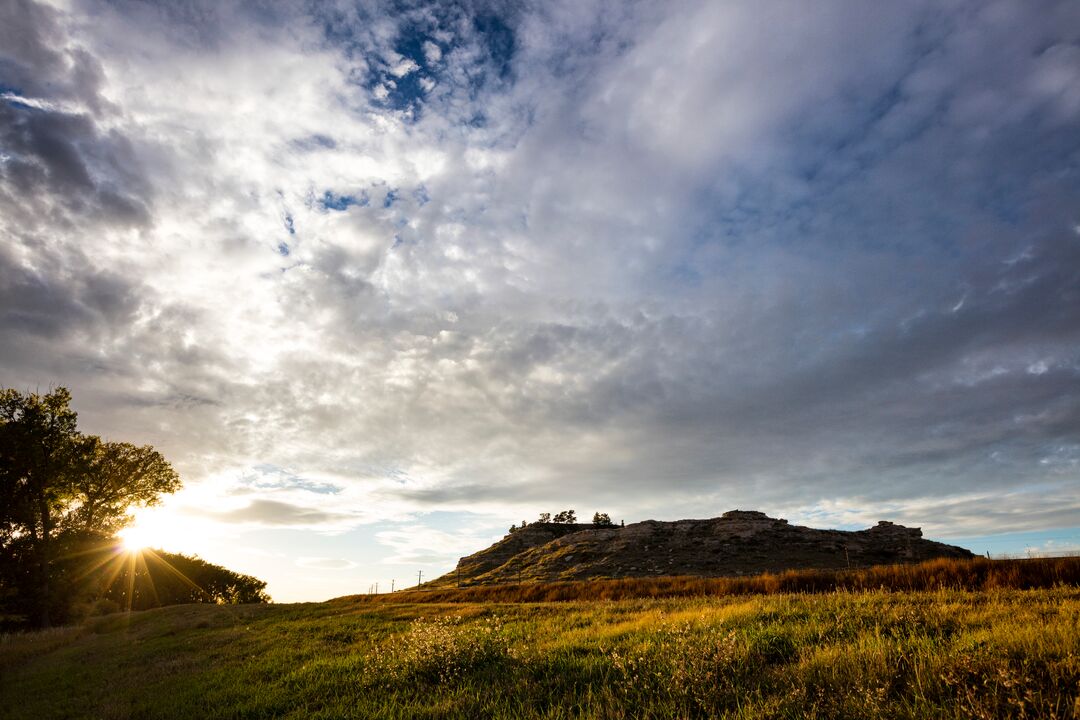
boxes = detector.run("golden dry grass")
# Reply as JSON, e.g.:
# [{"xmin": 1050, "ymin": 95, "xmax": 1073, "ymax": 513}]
[{"xmin": 337, "ymin": 556, "xmax": 1080, "ymax": 605}]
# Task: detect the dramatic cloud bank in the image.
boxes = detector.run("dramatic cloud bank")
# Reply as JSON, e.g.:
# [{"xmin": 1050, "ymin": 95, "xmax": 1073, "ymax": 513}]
[{"xmin": 2, "ymin": 0, "xmax": 1079, "ymax": 597}]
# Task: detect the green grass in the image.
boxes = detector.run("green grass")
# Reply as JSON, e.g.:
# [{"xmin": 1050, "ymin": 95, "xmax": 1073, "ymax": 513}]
[{"xmin": 2, "ymin": 589, "xmax": 1078, "ymax": 719}]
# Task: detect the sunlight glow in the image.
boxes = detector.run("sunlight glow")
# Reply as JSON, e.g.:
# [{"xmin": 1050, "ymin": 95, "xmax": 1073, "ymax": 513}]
[
  {"xmin": 117, "ymin": 506, "xmax": 197, "ymax": 555},
  {"xmin": 119, "ymin": 525, "xmax": 154, "ymax": 552}
]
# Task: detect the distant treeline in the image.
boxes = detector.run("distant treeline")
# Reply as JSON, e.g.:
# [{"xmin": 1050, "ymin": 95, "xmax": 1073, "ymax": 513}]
[
  {"xmin": 86, "ymin": 538, "xmax": 270, "ymax": 613},
  {"xmin": 0, "ymin": 532, "xmax": 269, "ymax": 630},
  {"xmin": 338, "ymin": 556, "xmax": 1080, "ymax": 605}
]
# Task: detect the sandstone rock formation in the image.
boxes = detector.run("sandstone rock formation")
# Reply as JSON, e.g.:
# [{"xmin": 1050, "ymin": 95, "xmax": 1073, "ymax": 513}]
[{"xmin": 428, "ymin": 510, "xmax": 974, "ymax": 587}]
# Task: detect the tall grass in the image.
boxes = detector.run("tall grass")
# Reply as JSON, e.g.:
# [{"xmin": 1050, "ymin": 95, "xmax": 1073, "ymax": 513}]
[
  {"xmin": 3, "ymin": 587, "xmax": 1078, "ymax": 719},
  {"xmin": 339, "ymin": 556, "xmax": 1080, "ymax": 605}
]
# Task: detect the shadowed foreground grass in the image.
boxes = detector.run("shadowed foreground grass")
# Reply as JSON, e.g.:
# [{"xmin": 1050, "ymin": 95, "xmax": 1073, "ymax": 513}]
[{"xmin": 1, "ymin": 588, "xmax": 1078, "ymax": 719}]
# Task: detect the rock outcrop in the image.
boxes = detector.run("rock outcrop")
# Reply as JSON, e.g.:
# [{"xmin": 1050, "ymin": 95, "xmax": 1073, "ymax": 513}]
[{"xmin": 428, "ymin": 510, "xmax": 974, "ymax": 587}]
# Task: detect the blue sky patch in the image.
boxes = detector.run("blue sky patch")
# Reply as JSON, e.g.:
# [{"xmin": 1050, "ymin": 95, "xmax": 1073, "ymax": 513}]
[
  {"xmin": 320, "ymin": 190, "xmax": 363, "ymax": 212},
  {"xmin": 473, "ymin": 13, "xmax": 515, "ymax": 80}
]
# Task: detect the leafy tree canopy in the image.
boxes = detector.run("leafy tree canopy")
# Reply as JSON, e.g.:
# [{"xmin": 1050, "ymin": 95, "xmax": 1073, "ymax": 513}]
[
  {"xmin": 0, "ymin": 387, "xmax": 188, "ymax": 626},
  {"xmin": 90, "ymin": 542, "xmax": 271, "ymax": 609}
]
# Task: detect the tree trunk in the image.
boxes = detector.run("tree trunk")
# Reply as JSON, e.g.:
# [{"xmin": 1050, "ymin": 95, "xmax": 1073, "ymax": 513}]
[
  {"xmin": 34, "ymin": 434, "xmax": 53, "ymax": 628},
  {"xmin": 36, "ymin": 495, "xmax": 51, "ymax": 628}
]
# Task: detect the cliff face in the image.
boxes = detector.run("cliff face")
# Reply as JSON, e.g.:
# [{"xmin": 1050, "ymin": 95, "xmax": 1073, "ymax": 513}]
[{"xmin": 428, "ymin": 510, "xmax": 974, "ymax": 587}]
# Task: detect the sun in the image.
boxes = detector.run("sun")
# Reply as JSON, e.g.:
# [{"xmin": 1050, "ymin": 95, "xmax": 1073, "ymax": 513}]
[
  {"xmin": 118, "ymin": 525, "xmax": 155, "ymax": 553},
  {"xmin": 113, "ymin": 497, "xmax": 223, "ymax": 558},
  {"xmin": 117, "ymin": 509, "xmax": 180, "ymax": 557},
  {"xmin": 116, "ymin": 507, "xmax": 194, "ymax": 555}
]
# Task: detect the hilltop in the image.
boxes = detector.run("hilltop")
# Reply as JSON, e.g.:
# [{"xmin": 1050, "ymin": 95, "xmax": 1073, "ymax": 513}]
[{"xmin": 429, "ymin": 510, "xmax": 974, "ymax": 587}]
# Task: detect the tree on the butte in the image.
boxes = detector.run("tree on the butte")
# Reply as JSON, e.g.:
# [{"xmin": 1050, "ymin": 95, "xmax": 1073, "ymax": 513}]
[
  {"xmin": 0, "ymin": 387, "xmax": 181, "ymax": 627},
  {"xmin": 552, "ymin": 509, "xmax": 577, "ymax": 524},
  {"xmin": 592, "ymin": 512, "xmax": 614, "ymax": 526}
]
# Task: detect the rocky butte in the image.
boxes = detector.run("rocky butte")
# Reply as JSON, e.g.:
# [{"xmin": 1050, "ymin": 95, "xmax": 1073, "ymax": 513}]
[{"xmin": 428, "ymin": 510, "xmax": 975, "ymax": 587}]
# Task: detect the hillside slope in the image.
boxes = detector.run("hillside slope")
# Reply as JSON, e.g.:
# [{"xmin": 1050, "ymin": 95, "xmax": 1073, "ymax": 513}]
[{"xmin": 429, "ymin": 510, "xmax": 974, "ymax": 587}]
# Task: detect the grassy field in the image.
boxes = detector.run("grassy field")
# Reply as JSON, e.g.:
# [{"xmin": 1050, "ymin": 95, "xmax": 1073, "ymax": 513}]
[
  {"xmin": 2, "ymin": 585, "xmax": 1078, "ymax": 719},
  {"xmin": 380, "ymin": 556, "xmax": 1080, "ymax": 603}
]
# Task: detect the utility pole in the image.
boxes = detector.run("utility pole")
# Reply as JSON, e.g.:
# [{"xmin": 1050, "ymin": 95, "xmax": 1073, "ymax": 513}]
[
  {"xmin": 417, "ymin": 570, "xmax": 423, "ymax": 588},
  {"xmin": 375, "ymin": 582, "xmax": 378, "ymax": 594},
  {"xmin": 391, "ymin": 579, "xmax": 395, "ymax": 592}
]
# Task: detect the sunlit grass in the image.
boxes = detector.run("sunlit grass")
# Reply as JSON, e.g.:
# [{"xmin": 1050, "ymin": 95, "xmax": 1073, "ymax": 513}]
[
  {"xmin": 2, "ymin": 587, "xmax": 1078, "ymax": 719},
  {"xmin": 360, "ymin": 555, "xmax": 1080, "ymax": 604}
]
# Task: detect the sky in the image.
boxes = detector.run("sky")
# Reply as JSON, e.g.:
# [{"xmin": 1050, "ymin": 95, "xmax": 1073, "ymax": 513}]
[{"xmin": 2, "ymin": 0, "xmax": 1079, "ymax": 602}]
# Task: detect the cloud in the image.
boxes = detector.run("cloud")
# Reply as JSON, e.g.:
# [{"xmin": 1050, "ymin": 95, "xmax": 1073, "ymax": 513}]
[
  {"xmin": 422, "ymin": 40, "xmax": 442, "ymax": 64},
  {"xmin": 0, "ymin": 1, "xmax": 149, "ymax": 228},
  {"xmin": 231, "ymin": 466, "xmax": 343, "ymax": 496},
  {"xmin": 376, "ymin": 524, "xmax": 503, "ymax": 565},
  {"xmin": 788, "ymin": 484, "xmax": 1080, "ymax": 539},
  {"xmin": 296, "ymin": 557, "xmax": 359, "ymax": 570},
  {"xmin": 1023, "ymin": 540, "xmax": 1080, "ymax": 557},
  {"xmin": 2, "ymin": 0, "xmax": 1078, "ymax": 552},
  {"xmin": 388, "ymin": 57, "xmax": 420, "ymax": 78},
  {"xmin": 212, "ymin": 500, "xmax": 357, "ymax": 528}
]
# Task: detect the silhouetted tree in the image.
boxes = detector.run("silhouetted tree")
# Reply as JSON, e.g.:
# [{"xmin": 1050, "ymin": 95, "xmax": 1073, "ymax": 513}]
[
  {"xmin": 552, "ymin": 509, "xmax": 577, "ymax": 524},
  {"xmin": 537, "ymin": 512, "xmax": 551, "ymax": 523},
  {"xmin": 0, "ymin": 388, "xmax": 180, "ymax": 627},
  {"xmin": 592, "ymin": 512, "xmax": 613, "ymax": 526}
]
